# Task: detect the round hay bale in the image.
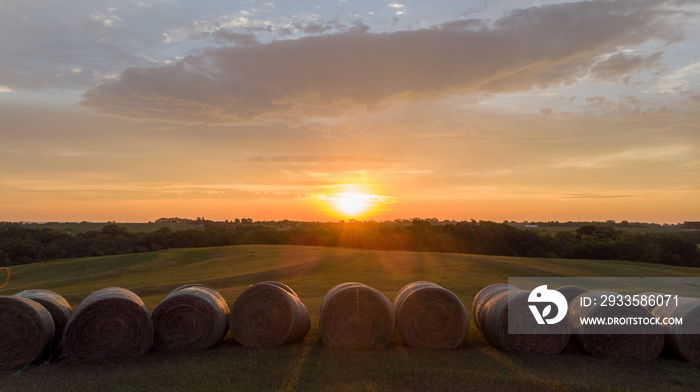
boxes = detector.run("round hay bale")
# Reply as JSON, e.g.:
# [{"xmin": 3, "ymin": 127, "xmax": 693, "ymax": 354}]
[
  {"xmin": 472, "ymin": 283, "xmax": 518, "ymax": 332},
  {"xmin": 319, "ymin": 282, "xmax": 395, "ymax": 349},
  {"xmin": 14, "ymin": 289, "xmax": 72, "ymax": 356},
  {"xmin": 569, "ymin": 290, "xmax": 664, "ymax": 362},
  {"xmin": 62, "ymin": 287, "xmax": 153, "ymax": 362},
  {"xmin": 394, "ymin": 281, "xmax": 434, "ymax": 307},
  {"xmin": 637, "ymin": 292, "xmax": 668, "ymax": 313},
  {"xmin": 394, "ymin": 281, "xmax": 468, "ymax": 349},
  {"xmin": 651, "ymin": 296, "xmax": 700, "ymax": 362},
  {"xmin": 0, "ymin": 296, "xmax": 55, "ymax": 370},
  {"xmin": 479, "ymin": 290, "xmax": 569, "ymax": 355},
  {"xmin": 171, "ymin": 283, "xmax": 218, "ymax": 293},
  {"xmin": 259, "ymin": 280, "xmax": 301, "ymax": 297},
  {"xmin": 152, "ymin": 285, "xmax": 230, "ymax": 352},
  {"xmin": 229, "ymin": 281, "xmax": 310, "ymax": 347},
  {"xmin": 556, "ymin": 286, "xmax": 587, "ymax": 304}
]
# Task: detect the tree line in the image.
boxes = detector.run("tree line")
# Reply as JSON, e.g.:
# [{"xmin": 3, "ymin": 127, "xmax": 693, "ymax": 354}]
[{"xmin": 1, "ymin": 220, "xmax": 699, "ymax": 267}]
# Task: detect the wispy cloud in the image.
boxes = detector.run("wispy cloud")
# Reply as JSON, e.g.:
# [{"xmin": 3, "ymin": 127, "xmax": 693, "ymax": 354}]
[
  {"xmin": 245, "ymin": 155, "xmax": 393, "ymax": 164},
  {"xmin": 552, "ymin": 145, "xmax": 692, "ymax": 169},
  {"xmin": 651, "ymin": 61, "xmax": 700, "ymax": 93},
  {"xmin": 589, "ymin": 51, "xmax": 662, "ymax": 81},
  {"xmin": 563, "ymin": 193, "xmax": 633, "ymax": 199}
]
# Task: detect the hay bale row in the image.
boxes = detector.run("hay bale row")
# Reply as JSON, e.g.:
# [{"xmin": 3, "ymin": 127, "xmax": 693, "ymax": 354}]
[
  {"xmin": 394, "ymin": 281, "xmax": 468, "ymax": 349},
  {"xmin": 0, "ymin": 296, "xmax": 55, "ymax": 369},
  {"xmin": 230, "ymin": 281, "xmax": 310, "ymax": 347},
  {"xmin": 62, "ymin": 287, "xmax": 153, "ymax": 362},
  {"xmin": 14, "ymin": 289, "xmax": 72, "ymax": 356},
  {"xmin": 477, "ymin": 289, "xmax": 570, "ymax": 355},
  {"xmin": 556, "ymin": 285, "xmax": 587, "ymax": 304},
  {"xmin": 472, "ymin": 283, "xmax": 517, "ymax": 331},
  {"xmin": 472, "ymin": 283, "xmax": 518, "ymax": 331},
  {"xmin": 319, "ymin": 282, "xmax": 394, "ymax": 349},
  {"xmin": 152, "ymin": 284, "xmax": 230, "ymax": 352},
  {"xmin": 649, "ymin": 295, "xmax": 700, "ymax": 362},
  {"xmin": 569, "ymin": 290, "xmax": 664, "ymax": 362}
]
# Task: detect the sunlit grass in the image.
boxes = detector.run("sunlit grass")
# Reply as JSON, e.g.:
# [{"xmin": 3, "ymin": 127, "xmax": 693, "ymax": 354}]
[{"xmin": 2, "ymin": 245, "xmax": 700, "ymax": 391}]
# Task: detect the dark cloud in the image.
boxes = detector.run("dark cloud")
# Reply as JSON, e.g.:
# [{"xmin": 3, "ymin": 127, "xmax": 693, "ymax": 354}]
[
  {"xmin": 438, "ymin": 19, "xmax": 488, "ymax": 32},
  {"xmin": 82, "ymin": 0, "xmax": 685, "ymax": 123}
]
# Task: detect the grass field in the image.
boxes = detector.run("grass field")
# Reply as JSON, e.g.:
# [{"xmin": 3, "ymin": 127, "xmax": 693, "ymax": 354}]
[{"xmin": 1, "ymin": 245, "xmax": 700, "ymax": 391}]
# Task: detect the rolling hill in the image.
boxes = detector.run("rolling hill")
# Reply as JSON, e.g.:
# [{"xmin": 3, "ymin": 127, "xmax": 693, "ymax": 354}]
[{"xmin": 1, "ymin": 245, "xmax": 699, "ymax": 391}]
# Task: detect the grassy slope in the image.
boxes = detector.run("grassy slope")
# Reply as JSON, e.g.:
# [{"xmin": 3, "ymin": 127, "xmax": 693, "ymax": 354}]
[{"xmin": 1, "ymin": 245, "xmax": 700, "ymax": 392}]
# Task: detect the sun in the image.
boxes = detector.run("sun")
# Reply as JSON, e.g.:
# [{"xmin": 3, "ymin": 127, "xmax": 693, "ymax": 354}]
[{"xmin": 334, "ymin": 193, "xmax": 370, "ymax": 218}]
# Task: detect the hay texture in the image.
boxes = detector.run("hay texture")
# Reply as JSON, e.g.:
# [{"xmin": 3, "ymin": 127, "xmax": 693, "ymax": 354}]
[
  {"xmin": 472, "ymin": 283, "xmax": 518, "ymax": 331},
  {"xmin": 478, "ymin": 289, "xmax": 569, "ymax": 355},
  {"xmin": 637, "ymin": 292, "xmax": 669, "ymax": 313},
  {"xmin": 0, "ymin": 296, "xmax": 55, "ymax": 369},
  {"xmin": 556, "ymin": 286, "xmax": 588, "ymax": 304},
  {"xmin": 229, "ymin": 281, "xmax": 310, "ymax": 347},
  {"xmin": 394, "ymin": 281, "xmax": 468, "ymax": 349},
  {"xmin": 569, "ymin": 290, "xmax": 664, "ymax": 362},
  {"xmin": 152, "ymin": 285, "xmax": 230, "ymax": 351},
  {"xmin": 319, "ymin": 282, "xmax": 395, "ymax": 349},
  {"xmin": 14, "ymin": 289, "xmax": 72, "ymax": 355},
  {"xmin": 651, "ymin": 296, "xmax": 700, "ymax": 362},
  {"xmin": 62, "ymin": 287, "xmax": 153, "ymax": 362}
]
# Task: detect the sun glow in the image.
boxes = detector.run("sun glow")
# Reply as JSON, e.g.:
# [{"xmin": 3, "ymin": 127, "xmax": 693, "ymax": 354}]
[
  {"xmin": 314, "ymin": 188, "xmax": 392, "ymax": 220},
  {"xmin": 334, "ymin": 193, "xmax": 371, "ymax": 217}
]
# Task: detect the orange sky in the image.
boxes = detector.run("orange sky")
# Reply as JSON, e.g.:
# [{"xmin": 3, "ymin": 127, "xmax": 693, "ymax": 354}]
[{"xmin": 1, "ymin": 0, "xmax": 699, "ymax": 223}]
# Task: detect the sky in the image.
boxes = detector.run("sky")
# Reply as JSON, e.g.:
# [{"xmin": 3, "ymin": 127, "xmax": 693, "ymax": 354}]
[{"xmin": 1, "ymin": 0, "xmax": 699, "ymax": 223}]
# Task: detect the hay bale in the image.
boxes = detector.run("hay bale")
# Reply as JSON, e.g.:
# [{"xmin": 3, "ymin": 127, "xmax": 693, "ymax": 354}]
[
  {"xmin": 319, "ymin": 282, "xmax": 395, "ymax": 349},
  {"xmin": 14, "ymin": 289, "xmax": 72, "ymax": 356},
  {"xmin": 62, "ymin": 287, "xmax": 153, "ymax": 362},
  {"xmin": 172, "ymin": 283, "xmax": 217, "ymax": 293},
  {"xmin": 556, "ymin": 286, "xmax": 587, "ymax": 304},
  {"xmin": 479, "ymin": 290, "xmax": 569, "ymax": 355},
  {"xmin": 152, "ymin": 285, "xmax": 230, "ymax": 352},
  {"xmin": 651, "ymin": 296, "xmax": 700, "ymax": 362},
  {"xmin": 229, "ymin": 281, "xmax": 310, "ymax": 347},
  {"xmin": 394, "ymin": 281, "xmax": 468, "ymax": 349},
  {"xmin": 637, "ymin": 292, "xmax": 668, "ymax": 313},
  {"xmin": 569, "ymin": 290, "xmax": 664, "ymax": 362},
  {"xmin": 472, "ymin": 283, "xmax": 518, "ymax": 331},
  {"xmin": 259, "ymin": 280, "xmax": 301, "ymax": 296},
  {"xmin": 0, "ymin": 296, "xmax": 55, "ymax": 369}
]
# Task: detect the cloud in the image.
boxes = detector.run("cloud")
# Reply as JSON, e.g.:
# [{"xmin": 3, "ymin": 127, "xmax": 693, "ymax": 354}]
[
  {"xmin": 589, "ymin": 51, "xmax": 663, "ymax": 80},
  {"xmin": 245, "ymin": 155, "xmax": 392, "ymax": 164},
  {"xmin": 191, "ymin": 29, "xmax": 260, "ymax": 46},
  {"xmin": 81, "ymin": 0, "xmax": 685, "ymax": 123},
  {"xmin": 552, "ymin": 145, "xmax": 692, "ymax": 169},
  {"xmin": 563, "ymin": 193, "xmax": 633, "ymax": 199},
  {"xmin": 652, "ymin": 61, "xmax": 700, "ymax": 93},
  {"xmin": 0, "ymin": 1, "xmax": 173, "ymax": 90},
  {"xmin": 388, "ymin": 2, "xmax": 405, "ymax": 15}
]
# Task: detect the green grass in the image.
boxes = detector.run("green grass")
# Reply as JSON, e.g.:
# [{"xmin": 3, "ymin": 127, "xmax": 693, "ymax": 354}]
[{"xmin": 2, "ymin": 245, "xmax": 700, "ymax": 391}]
